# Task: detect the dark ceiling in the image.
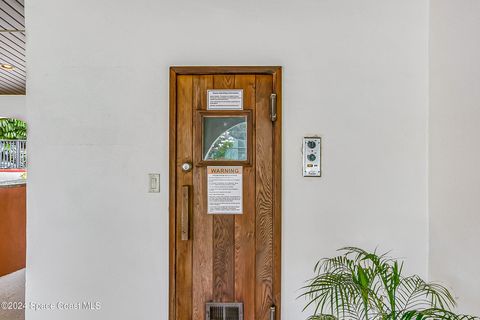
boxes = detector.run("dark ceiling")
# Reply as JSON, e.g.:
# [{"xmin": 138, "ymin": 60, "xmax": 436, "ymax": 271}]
[{"xmin": 0, "ymin": 0, "xmax": 25, "ymax": 95}]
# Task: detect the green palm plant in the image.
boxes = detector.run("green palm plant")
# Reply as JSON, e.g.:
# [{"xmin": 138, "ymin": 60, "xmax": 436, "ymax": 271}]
[
  {"xmin": 0, "ymin": 118, "xmax": 27, "ymax": 140},
  {"xmin": 300, "ymin": 247, "xmax": 477, "ymax": 320}
]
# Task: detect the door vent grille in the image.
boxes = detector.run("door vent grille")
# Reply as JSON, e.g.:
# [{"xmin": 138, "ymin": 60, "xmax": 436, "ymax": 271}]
[{"xmin": 206, "ymin": 302, "xmax": 243, "ymax": 320}]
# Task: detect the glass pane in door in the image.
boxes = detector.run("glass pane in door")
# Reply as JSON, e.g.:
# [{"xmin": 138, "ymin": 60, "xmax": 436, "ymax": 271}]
[{"xmin": 203, "ymin": 116, "xmax": 247, "ymax": 161}]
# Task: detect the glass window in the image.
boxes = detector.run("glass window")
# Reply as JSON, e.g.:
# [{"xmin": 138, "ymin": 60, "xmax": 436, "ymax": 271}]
[{"xmin": 203, "ymin": 116, "xmax": 247, "ymax": 161}]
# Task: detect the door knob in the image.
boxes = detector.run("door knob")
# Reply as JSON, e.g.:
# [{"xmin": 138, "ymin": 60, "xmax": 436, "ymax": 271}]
[{"xmin": 181, "ymin": 162, "xmax": 193, "ymax": 172}]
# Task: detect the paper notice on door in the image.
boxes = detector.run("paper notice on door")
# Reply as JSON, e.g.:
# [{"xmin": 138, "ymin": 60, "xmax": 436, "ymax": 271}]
[
  {"xmin": 207, "ymin": 166, "xmax": 243, "ymax": 214},
  {"xmin": 207, "ymin": 89, "xmax": 243, "ymax": 110}
]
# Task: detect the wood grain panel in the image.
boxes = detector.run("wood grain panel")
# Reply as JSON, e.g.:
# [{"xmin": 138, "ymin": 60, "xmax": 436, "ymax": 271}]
[
  {"xmin": 0, "ymin": 184, "xmax": 26, "ymax": 277},
  {"xmin": 212, "ymin": 74, "xmax": 235, "ymax": 302},
  {"xmin": 234, "ymin": 74, "xmax": 256, "ymax": 318},
  {"xmin": 175, "ymin": 75, "xmax": 193, "ymax": 319},
  {"xmin": 170, "ymin": 67, "xmax": 282, "ymax": 320},
  {"xmin": 171, "ymin": 66, "xmax": 280, "ymax": 75},
  {"xmin": 192, "ymin": 75, "xmax": 214, "ymax": 320},
  {"xmin": 169, "ymin": 68, "xmax": 177, "ymax": 320},
  {"xmin": 255, "ymin": 75, "xmax": 274, "ymax": 319},
  {"xmin": 272, "ymin": 69, "xmax": 282, "ymax": 319}
]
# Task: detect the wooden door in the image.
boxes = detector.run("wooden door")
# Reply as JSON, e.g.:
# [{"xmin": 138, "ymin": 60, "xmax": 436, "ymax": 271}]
[{"xmin": 169, "ymin": 67, "xmax": 281, "ymax": 320}]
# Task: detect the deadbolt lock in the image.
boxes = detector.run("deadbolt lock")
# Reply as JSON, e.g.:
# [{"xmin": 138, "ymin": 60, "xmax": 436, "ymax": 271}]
[{"xmin": 181, "ymin": 162, "xmax": 193, "ymax": 172}]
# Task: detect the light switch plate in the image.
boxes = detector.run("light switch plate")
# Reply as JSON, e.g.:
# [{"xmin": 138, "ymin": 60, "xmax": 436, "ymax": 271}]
[
  {"xmin": 303, "ymin": 137, "xmax": 321, "ymax": 177},
  {"xmin": 149, "ymin": 173, "xmax": 160, "ymax": 193}
]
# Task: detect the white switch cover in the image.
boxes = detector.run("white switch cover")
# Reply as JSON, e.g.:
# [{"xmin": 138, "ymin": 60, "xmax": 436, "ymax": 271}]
[{"xmin": 149, "ymin": 173, "xmax": 160, "ymax": 193}]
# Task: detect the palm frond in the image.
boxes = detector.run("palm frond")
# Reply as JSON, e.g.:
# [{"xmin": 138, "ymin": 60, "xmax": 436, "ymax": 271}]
[
  {"xmin": 299, "ymin": 247, "xmax": 478, "ymax": 320},
  {"xmin": 307, "ymin": 315, "xmax": 337, "ymax": 320},
  {"xmin": 300, "ymin": 272, "xmax": 360, "ymax": 318},
  {"xmin": 396, "ymin": 275, "xmax": 456, "ymax": 313},
  {"xmin": 401, "ymin": 308, "xmax": 479, "ymax": 320}
]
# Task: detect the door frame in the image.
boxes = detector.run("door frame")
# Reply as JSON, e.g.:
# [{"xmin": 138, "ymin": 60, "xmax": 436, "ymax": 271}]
[{"xmin": 169, "ymin": 66, "xmax": 282, "ymax": 319}]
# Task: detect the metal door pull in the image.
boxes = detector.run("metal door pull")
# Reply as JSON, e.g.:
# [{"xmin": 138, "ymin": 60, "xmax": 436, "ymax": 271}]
[
  {"xmin": 270, "ymin": 93, "xmax": 277, "ymax": 122},
  {"xmin": 181, "ymin": 185, "xmax": 190, "ymax": 241}
]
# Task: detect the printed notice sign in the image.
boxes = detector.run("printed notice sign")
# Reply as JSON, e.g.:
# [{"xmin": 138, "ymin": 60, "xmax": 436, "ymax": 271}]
[
  {"xmin": 207, "ymin": 166, "xmax": 243, "ymax": 214},
  {"xmin": 207, "ymin": 89, "xmax": 243, "ymax": 110}
]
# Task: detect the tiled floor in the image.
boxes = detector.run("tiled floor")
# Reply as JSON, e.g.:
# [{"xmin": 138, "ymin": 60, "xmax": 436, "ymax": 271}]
[{"xmin": 0, "ymin": 269, "xmax": 25, "ymax": 320}]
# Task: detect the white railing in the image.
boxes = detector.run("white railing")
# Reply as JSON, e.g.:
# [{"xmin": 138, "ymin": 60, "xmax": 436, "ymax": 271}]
[{"xmin": 0, "ymin": 140, "xmax": 27, "ymax": 169}]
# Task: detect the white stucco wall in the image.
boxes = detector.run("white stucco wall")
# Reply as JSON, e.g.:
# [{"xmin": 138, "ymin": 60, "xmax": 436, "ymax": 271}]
[
  {"xmin": 429, "ymin": 0, "xmax": 480, "ymax": 315},
  {"xmin": 0, "ymin": 95, "xmax": 26, "ymax": 121},
  {"xmin": 25, "ymin": 1, "xmax": 429, "ymax": 319}
]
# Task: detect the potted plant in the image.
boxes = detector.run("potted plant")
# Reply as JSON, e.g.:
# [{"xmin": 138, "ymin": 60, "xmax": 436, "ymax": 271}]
[{"xmin": 300, "ymin": 247, "xmax": 477, "ymax": 320}]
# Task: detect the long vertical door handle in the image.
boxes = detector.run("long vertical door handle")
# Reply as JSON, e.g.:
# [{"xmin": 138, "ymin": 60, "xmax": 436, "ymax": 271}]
[
  {"xmin": 270, "ymin": 93, "xmax": 277, "ymax": 122},
  {"xmin": 181, "ymin": 185, "xmax": 190, "ymax": 241}
]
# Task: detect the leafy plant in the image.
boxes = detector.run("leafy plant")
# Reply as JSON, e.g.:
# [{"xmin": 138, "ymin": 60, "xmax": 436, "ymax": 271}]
[
  {"xmin": 0, "ymin": 118, "xmax": 27, "ymax": 140},
  {"xmin": 210, "ymin": 135, "xmax": 235, "ymax": 160},
  {"xmin": 300, "ymin": 247, "xmax": 477, "ymax": 320}
]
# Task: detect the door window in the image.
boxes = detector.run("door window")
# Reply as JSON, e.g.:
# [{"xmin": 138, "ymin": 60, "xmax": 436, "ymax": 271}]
[
  {"xmin": 195, "ymin": 110, "xmax": 252, "ymax": 165},
  {"xmin": 203, "ymin": 116, "xmax": 247, "ymax": 161}
]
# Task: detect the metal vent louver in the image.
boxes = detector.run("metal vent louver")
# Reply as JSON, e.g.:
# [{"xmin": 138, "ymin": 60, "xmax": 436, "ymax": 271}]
[{"xmin": 206, "ymin": 302, "xmax": 243, "ymax": 320}]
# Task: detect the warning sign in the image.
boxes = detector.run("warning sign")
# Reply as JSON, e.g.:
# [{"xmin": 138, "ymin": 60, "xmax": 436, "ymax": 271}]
[{"xmin": 207, "ymin": 166, "xmax": 243, "ymax": 214}]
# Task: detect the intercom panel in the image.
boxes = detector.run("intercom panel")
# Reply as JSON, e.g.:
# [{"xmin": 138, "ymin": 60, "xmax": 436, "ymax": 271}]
[{"xmin": 303, "ymin": 137, "xmax": 321, "ymax": 177}]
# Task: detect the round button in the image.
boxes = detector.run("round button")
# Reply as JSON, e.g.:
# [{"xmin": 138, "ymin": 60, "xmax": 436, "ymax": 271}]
[
  {"xmin": 307, "ymin": 141, "xmax": 316, "ymax": 149},
  {"xmin": 307, "ymin": 154, "xmax": 316, "ymax": 161}
]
